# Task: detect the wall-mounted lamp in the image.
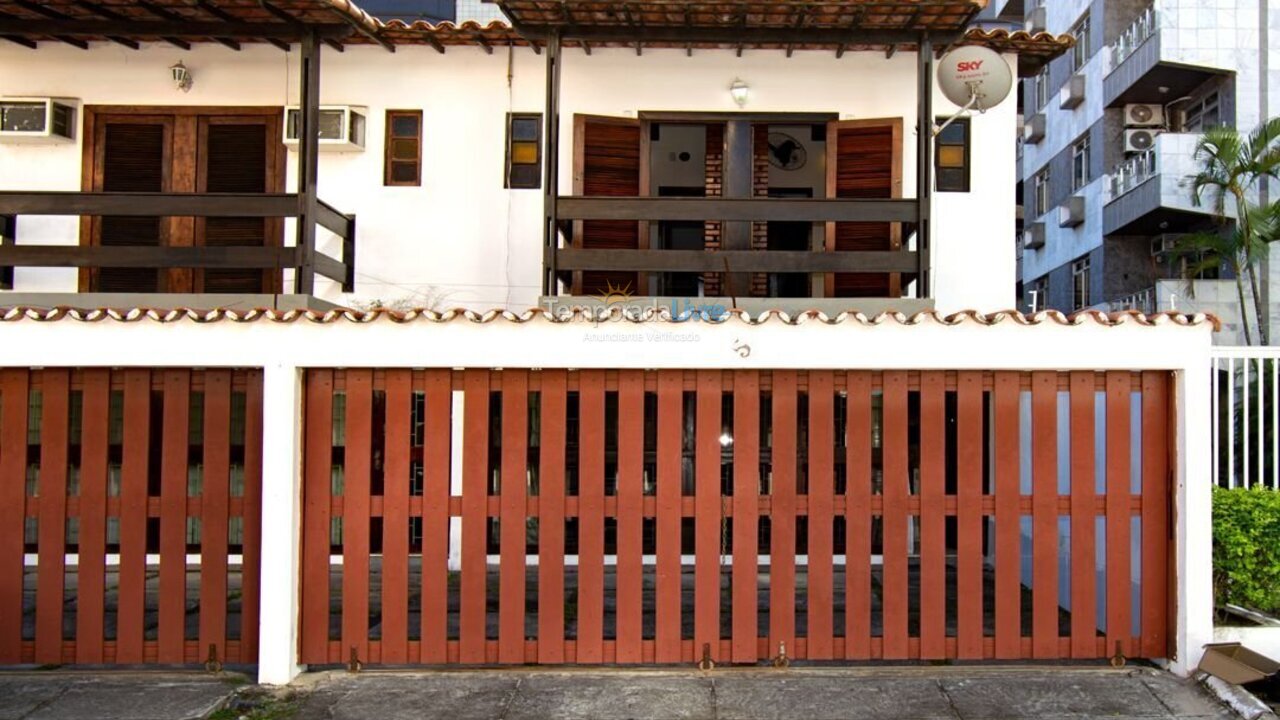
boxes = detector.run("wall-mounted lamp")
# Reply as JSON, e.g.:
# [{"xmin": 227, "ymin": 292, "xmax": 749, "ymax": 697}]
[
  {"xmin": 170, "ymin": 61, "xmax": 193, "ymax": 93},
  {"xmin": 729, "ymin": 78, "xmax": 749, "ymax": 108}
]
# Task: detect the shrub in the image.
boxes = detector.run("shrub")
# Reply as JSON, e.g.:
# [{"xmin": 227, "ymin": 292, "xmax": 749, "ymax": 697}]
[{"xmin": 1213, "ymin": 486, "xmax": 1280, "ymax": 615}]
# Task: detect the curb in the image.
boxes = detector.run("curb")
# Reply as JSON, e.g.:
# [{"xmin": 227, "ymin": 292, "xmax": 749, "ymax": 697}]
[{"xmin": 1199, "ymin": 673, "xmax": 1278, "ymax": 720}]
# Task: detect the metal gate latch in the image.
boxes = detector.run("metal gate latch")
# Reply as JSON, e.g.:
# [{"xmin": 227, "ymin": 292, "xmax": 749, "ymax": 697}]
[
  {"xmin": 771, "ymin": 641, "xmax": 790, "ymax": 669},
  {"xmin": 348, "ymin": 647, "xmax": 363, "ymax": 674},
  {"xmin": 698, "ymin": 643, "xmax": 715, "ymax": 671},
  {"xmin": 1110, "ymin": 641, "xmax": 1127, "ymax": 668},
  {"xmin": 204, "ymin": 644, "xmax": 222, "ymax": 674}
]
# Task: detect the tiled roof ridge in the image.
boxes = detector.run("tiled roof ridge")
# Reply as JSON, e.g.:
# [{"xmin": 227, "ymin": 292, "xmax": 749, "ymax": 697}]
[{"xmin": 0, "ymin": 306, "xmax": 1219, "ymax": 330}]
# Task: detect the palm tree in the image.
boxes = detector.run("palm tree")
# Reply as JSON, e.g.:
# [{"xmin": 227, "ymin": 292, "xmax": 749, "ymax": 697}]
[
  {"xmin": 1177, "ymin": 203, "xmax": 1280, "ymax": 345},
  {"xmin": 1185, "ymin": 119, "xmax": 1280, "ymax": 344}
]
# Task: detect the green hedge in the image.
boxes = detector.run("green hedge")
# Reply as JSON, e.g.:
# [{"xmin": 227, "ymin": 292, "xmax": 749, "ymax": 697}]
[{"xmin": 1213, "ymin": 486, "xmax": 1280, "ymax": 615}]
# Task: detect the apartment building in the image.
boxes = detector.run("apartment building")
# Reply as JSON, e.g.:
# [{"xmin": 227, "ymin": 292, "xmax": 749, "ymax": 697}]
[{"xmin": 1006, "ymin": 0, "xmax": 1276, "ymax": 344}]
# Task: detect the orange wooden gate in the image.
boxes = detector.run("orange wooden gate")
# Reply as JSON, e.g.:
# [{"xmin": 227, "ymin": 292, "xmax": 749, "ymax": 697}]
[
  {"xmin": 299, "ymin": 369, "xmax": 1171, "ymax": 666},
  {"xmin": 0, "ymin": 368, "xmax": 262, "ymax": 666}
]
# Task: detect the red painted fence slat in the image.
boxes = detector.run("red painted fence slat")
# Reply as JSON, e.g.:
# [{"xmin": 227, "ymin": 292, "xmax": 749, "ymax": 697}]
[
  {"xmin": 301, "ymin": 370, "xmax": 334, "ymax": 663},
  {"xmin": 342, "ymin": 371, "xmax": 374, "ymax": 664},
  {"xmin": 616, "ymin": 370, "xmax": 645, "ymax": 664},
  {"xmin": 1031, "ymin": 371, "xmax": 1059, "ymax": 660},
  {"xmin": 770, "ymin": 371, "xmax": 798, "ymax": 660},
  {"xmin": 499, "ymin": 370, "xmax": 528, "ymax": 664},
  {"xmin": 654, "ymin": 370, "xmax": 683, "ymax": 664},
  {"xmin": 881, "ymin": 371, "xmax": 909, "ymax": 659},
  {"xmin": 694, "ymin": 370, "xmax": 722, "ymax": 663},
  {"xmin": 1141, "ymin": 372, "xmax": 1169, "ymax": 659},
  {"xmin": 35, "ymin": 369, "xmax": 70, "ymax": 665},
  {"xmin": 956, "ymin": 371, "xmax": 984, "ymax": 659},
  {"xmin": 993, "ymin": 372, "xmax": 1021, "ymax": 659},
  {"xmin": 1106, "ymin": 372, "xmax": 1132, "ymax": 658},
  {"xmin": 199, "ymin": 369, "xmax": 232, "ymax": 664},
  {"xmin": 157, "ymin": 369, "xmax": 190, "ymax": 665},
  {"xmin": 421, "ymin": 369, "xmax": 453, "ymax": 664},
  {"xmin": 460, "ymin": 369, "xmax": 489, "ymax": 664},
  {"xmin": 241, "ymin": 370, "xmax": 264, "ymax": 663},
  {"xmin": 918, "ymin": 371, "xmax": 946, "ymax": 659},
  {"xmin": 807, "ymin": 370, "xmax": 835, "ymax": 660},
  {"xmin": 1069, "ymin": 372, "xmax": 1098, "ymax": 659},
  {"xmin": 0, "ymin": 370, "xmax": 27, "ymax": 664},
  {"xmin": 537, "ymin": 370, "xmax": 568, "ymax": 665},
  {"xmin": 381, "ymin": 369, "xmax": 412, "ymax": 664},
  {"xmin": 577, "ymin": 370, "xmax": 606, "ymax": 663},
  {"xmin": 844, "ymin": 371, "xmax": 871, "ymax": 660},
  {"xmin": 731, "ymin": 370, "xmax": 759, "ymax": 664},
  {"xmin": 76, "ymin": 369, "xmax": 110, "ymax": 664},
  {"xmin": 116, "ymin": 369, "xmax": 151, "ymax": 664}
]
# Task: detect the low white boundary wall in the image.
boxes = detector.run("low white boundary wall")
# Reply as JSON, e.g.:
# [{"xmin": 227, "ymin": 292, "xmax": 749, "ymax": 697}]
[{"xmin": 0, "ymin": 310, "xmax": 1216, "ymax": 683}]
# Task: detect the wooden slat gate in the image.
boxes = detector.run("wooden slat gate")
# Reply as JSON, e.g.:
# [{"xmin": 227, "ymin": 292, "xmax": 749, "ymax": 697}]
[
  {"xmin": 299, "ymin": 369, "xmax": 1172, "ymax": 666},
  {"xmin": 0, "ymin": 368, "xmax": 262, "ymax": 666}
]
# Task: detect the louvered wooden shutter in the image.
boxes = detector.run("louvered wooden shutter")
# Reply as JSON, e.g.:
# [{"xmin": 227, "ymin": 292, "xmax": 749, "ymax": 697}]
[
  {"xmin": 200, "ymin": 123, "xmax": 269, "ymax": 293},
  {"xmin": 828, "ymin": 122, "xmax": 899, "ymax": 298},
  {"xmin": 578, "ymin": 117, "xmax": 642, "ymax": 297},
  {"xmin": 98, "ymin": 123, "xmax": 166, "ymax": 292}
]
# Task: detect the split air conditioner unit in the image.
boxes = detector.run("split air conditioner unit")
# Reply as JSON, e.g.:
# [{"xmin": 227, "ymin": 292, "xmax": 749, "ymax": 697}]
[
  {"xmin": 1023, "ymin": 221, "xmax": 1046, "ymax": 250},
  {"xmin": 1058, "ymin": 196, "xmax": 1086, "ymax": 228},
  {"xmin": 1151, "ymin": 234, "xmax": 1185, "ymax": 258},
  {"xmin": 1059, "ymin": 74, "xmax": 1086, "ymax": 110},
  {"xmin": 0, "ymin": 97, "xmax": 76, "ymax": 143},
  {"xmin": 1125, "ymin": 128, "xmax": 1161, "ymax": 153},
  {"xmin": 1125, "ymin": 103, "xmax": 1164, "ymax": 127},
  {"xmin": 284, "ymin": 105, "xmax": 367, "ymax": 152}
]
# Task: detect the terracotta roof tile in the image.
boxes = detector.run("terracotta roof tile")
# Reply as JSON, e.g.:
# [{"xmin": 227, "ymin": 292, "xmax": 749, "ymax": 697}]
[{"xmin": 0, "ymin": 306, "xmax": 1220, "ymax": 331}]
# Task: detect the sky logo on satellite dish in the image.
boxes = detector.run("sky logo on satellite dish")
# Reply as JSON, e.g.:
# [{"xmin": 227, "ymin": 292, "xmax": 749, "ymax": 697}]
[{"xmin": 956, "ymin": 60, "xmax": 985, "ymax": 72}]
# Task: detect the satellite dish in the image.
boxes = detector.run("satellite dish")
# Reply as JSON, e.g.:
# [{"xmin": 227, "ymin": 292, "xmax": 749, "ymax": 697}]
[{"xmin": 936, "ymin": 46, "xmax": 1013, "ymax": 111}]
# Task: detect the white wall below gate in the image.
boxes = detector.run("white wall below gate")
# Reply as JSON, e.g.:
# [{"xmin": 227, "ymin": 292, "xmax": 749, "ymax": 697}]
[{"xmin": 0, "ymin": 41, "xmax": 1016, "ymax": 313}]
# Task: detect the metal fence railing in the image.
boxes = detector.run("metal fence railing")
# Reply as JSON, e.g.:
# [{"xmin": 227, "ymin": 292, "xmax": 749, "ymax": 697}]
[{"xmin": 1213, "ymin": 349, "xmax": 1280, "ymax": 489}]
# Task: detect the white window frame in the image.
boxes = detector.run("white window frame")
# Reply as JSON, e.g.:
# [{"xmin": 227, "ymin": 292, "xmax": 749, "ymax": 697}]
[
  {"xmin": 1035, "ymin": 66, "xmax": 1050, "ymax": 109},
  {"xmin": 1070, "ymin": 13, "xmax": 1092, "ymax": 72},
  {"xmin": 1033, "ymin": 168, "xmax": 1051, "ymax": 218},
  {"xmin": 1072, "ymin": 256, "xmax": 1092, "ymax": 311},
  {"xmin": 1071, "ymin": 136, "xmax": 1091, "ymax": 191}
]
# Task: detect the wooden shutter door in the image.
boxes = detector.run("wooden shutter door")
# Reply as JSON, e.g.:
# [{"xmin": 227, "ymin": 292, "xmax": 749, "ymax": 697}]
[
  {"xmin": 825, "ymin": 119, "xmax": 903, "ymax": 298},
  {"xmin": 196, "ymin": 116, "xmax": 283, "ymax": 294},
  {"xmin": 573, "ymin": 115, "xmax": 644, "ymax": 296},
  {"xmin": 91, "ymin": 117, "xmax": 173, "ymax": 292}
]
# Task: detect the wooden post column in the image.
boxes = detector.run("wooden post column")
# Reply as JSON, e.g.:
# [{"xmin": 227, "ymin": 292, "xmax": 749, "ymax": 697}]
[
  {"xmin": 295, "ymin": 30, "xmax": 321, "ymax": 295},
  {"xmin": 916, "ymin": 33, "xmax": 933, "ymax": 299},
  {"xmin": 722, "ymin": 119, "xmax": 752, "ymax": 300},
  {"xmin": 542, "ymin": 30, "xmax": 562, "ymax": 297}
]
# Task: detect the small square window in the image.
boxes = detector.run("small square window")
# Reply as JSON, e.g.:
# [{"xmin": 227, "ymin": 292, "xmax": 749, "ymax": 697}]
[
  {"xmin": 384, "ymin": 110, "xmax": 422, "ymax": 187},
  {"xmin": 934, "ymin": 117, "xmax": 970, "ymax": 192},
  {"xmin": 506, "ymin": 113, "xmax": 543, "ymax": 190}
]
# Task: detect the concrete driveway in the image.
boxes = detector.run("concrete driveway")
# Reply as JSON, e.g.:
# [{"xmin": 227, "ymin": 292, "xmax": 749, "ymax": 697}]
[{"xmin": 289, "ymin": 666, "xmax": 1237, "ymax": 720}]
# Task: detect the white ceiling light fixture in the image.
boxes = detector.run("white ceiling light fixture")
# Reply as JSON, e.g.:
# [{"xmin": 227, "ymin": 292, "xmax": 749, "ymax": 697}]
[
  {"xmin": 170, "ymin": 61, "xmax": 193, "ymax": 93},
  {"xmin": 729, "ymin": 78, "xmax": 749, "ymax": 108}
]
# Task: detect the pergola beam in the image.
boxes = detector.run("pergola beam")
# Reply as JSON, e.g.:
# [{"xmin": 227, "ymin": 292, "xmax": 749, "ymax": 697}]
[
  {"xmin": 27, "ymin": 1, "xmax": 138, "ymax": 49},
  {"xmin": 0, "ymin": 8, "xmax": 86, "ymax": 49},
  {"xmin": 522, "ymin": 25, "xmax": 961, "ymax": 48},
  {"xmin": 0, "ymin": 18, "xmax": 352, "ymax": 40}
]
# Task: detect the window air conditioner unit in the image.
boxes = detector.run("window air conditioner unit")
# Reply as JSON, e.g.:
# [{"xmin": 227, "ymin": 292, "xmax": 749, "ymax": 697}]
[
  {"xmin": 1026, "ymin": 6, "xmax": 1047, "ymax": 34},
  {"xmin": 1023, "ymin": 221, "xmax": 1046, "ymax": 250},
  {"xmin": 0, "ymin": 97, "xmax": 76, "ymax": 143},
  {"xmin": 1023, "ymin": 113, "xmax": 1046, "ymax": 144},
  {"xmin": 1125, "ymin": 103, "xmax": 1164, "ymax": 127},
  {"xmin": 1125, "ymin": 128, "xmax": 1161, "ymax": 153},
  {"xmin": 1059, "ymin": 74, "xmax": 1086, "ymax": 110},
  {"xmin": 284, "ymin": 105, "xmax": 367, "ymax": 151},
  {"xmin": 1058, "ymin": 196, "xmax": 1086, "ymax": 228}
]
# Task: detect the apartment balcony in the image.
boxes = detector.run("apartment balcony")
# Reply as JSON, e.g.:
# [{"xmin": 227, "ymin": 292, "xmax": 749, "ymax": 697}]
[
  {"xmin": 1103, "ymin": 7, "xmax": 1231, "ymax": 108},
  {"xmin": 1103, "ymin": 132, "xmax": 1225, "ymax": 235},
  {"xmin": 989, "ymin": 0, "xmax": 1025, "ymax": 23}
]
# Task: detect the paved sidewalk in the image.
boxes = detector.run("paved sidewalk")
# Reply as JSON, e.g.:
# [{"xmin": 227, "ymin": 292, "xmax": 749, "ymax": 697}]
[
  {"xmin": 290, "ymin": 666, "xmax": 1237, "ymax": 720},
  {"xmin": 0, "ymin": 672, "xmax": 240, "ymax": 720}
]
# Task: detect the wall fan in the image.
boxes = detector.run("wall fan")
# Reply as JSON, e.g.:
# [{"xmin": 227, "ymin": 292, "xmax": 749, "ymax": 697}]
[{"xmin": 768, "ymin": 132, "xmax": 807, "ymax": 171}]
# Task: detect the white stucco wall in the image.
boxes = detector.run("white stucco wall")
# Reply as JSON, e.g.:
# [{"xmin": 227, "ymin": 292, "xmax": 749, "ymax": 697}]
[{"xmin": 0, "ymin": 41, "xmax": 1017, "ymax": 312}]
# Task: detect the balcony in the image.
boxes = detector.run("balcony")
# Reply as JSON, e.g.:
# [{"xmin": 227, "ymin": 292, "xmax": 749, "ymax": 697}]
[
  {"xmin": 0, "ymin": 192, "xmax": 355, "ymax": 307},
  {"xmin": 1104, "ymin": 7, "xmax": 1230, "ymax": 108},
  {"xmin": 1103, "ymin": 132, "xmax": 1224, "ymax": 235}
]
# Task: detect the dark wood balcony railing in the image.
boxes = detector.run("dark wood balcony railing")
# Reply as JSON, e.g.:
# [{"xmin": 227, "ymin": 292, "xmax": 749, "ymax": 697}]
[
  {"xmin": 551, "ymin": 196, "xmax": 923, "ymax": 289},
  {"xmin": 0, "ymin": 191, "xmax": 355, "ymax": 293}
]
